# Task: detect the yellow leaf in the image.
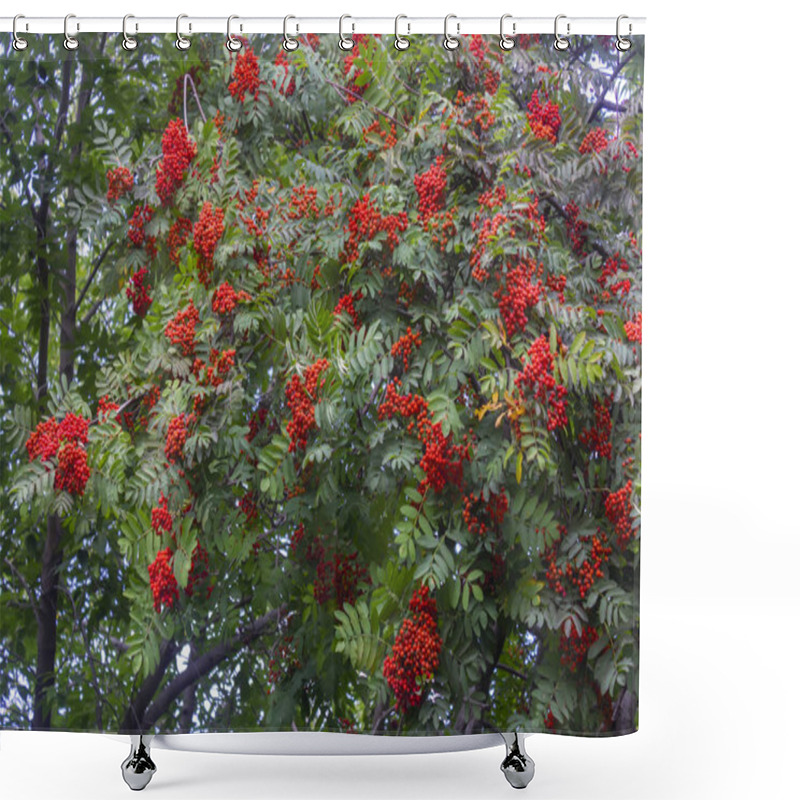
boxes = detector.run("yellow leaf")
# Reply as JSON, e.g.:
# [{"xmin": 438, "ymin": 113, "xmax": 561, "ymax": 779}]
[{"xmin": 516, "ymin": 451, "xmax": 523, "ymax": 484}]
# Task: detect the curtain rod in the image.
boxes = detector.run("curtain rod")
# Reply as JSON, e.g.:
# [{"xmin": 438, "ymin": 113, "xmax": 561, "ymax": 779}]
[{"xmin": 1, "ymin": 16, "xmax": 646, "ymax": 37}]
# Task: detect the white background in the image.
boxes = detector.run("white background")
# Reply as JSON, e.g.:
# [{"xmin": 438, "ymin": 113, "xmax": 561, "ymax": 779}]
[{"xmin": 2, "ymin": 0, "xmax": 799, "ymax": 797}]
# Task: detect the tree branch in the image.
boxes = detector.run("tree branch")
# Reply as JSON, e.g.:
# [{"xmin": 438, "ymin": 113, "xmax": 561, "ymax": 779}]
[
  {"xmin": 140, "ymin": 605, "xmax": 287, "ymax": 730},
  {"xmin": 120, "ymin": 639, "xmax": 179, "ymax": 733},
  {"xmin": 587, "ymin": 52, "xmax": 635, "ymax": 126},
  {"xmin": 72, "ymin": 239, "xmax": 114, "ymax": 315}
]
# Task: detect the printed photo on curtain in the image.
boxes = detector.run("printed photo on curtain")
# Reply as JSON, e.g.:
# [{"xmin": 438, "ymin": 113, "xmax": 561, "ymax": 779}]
[{"xmin": 0, "ymin": 27, "xmax": 643, "ymax": 761}]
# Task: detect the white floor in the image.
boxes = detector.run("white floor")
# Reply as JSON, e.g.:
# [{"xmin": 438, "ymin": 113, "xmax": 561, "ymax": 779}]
[{"xmin": 1, "ymin": 597, "xmax": 796, "ymax": 799}]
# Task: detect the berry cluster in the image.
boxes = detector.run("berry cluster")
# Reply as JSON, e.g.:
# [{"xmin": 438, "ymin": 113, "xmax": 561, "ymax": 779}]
[
  {"xmin": 605, "ymin": 480, "xmax": 634, "ymax": 549},
  {"xmin": 155, "ymin": 119, "xmax": 197, "ymax": 206},
  {"xmin": 165, "ymin": 414, "xmax": 189, "ymax": 463},
  {"xmin": 273, "ymin": 49, "xmax": 296, "ymax": 97},
  {"xmin": 580, "ymin": 399, "xmax": 613, "ymax": 459},
  {"xmin": 192, "ymin": 347, "xmax": 236, "ymax": 389},
  {"xmin": 265, "ymin": 635, "xmax": 302, "ymax": 694},
  {"xmin": 246, "ymin": 407, "xmax": 269, "ymax": 443},
  {"xmin": 333, "ymin": 291, "xmax": 364, "ymax": 330},
  {"xmin": 343, "ymin": 35, "xmax": 371, "ymax": 103},
  {"xmin": 185, "ymin": 541, "xmax": 211, "ymax": 598},
  {"xmin": 168, "ymin": 217, "xmax": 193, "ymax": 265},
  {"xmin": 287, "ymin": 184, "xmax": 319, "ymax": 220},
  {"xmin": 106, "ymin": 166, "xmax": 134, "ymax": 202},
  {"xmin": 625, "ymin": 312, "xmax": 642, "ymax": 344},
  {"xmin": 148, "ymin": 548, "xmax": 179, "ymax": 612},
  {"xmin": 127, "ymin": 204, "xmax": 157, "ymax": 261},
  {"xmin": 559, "ymin": 623, "xmax": 598, "ymax": 672},
  {"xmin": 515, "ymin": 335, "xmax": 568, "ymax": 431},
  {"xmin": 26, "ymin": 413, "xmax": 91, "ymax": 496},
  {"xmin": 97, "ymin": 395, "xmax": 120, "ymax": 423},
  {"xmin": 462, "ymin": 489, "xmax": 509, "ymax": 536},
  {"xmin": 391, "ymin": 327, "xmax": 422, "ymax": 372},
  {"xmin": 285, "ymin": 358, "xmax": 330, "ymax": 453},
  {"xmin": 564, "ymin": 202, "xmax": 588, "ymax": 257},
  {"xmin": 362, "ymin": 119, "xmax": 397, "ymax": 152},
  {"xmin": 165, "ymin": 301, "xmax": 200, "ymax": 358},
  {"xmin": 466, "ymin": 35, "xmax": 502, "ymax": 95},
  {"xmin": 229, "ymin": 48, "xmax": 261, "ymax": 103},
  {"xmin": 526, "ymin": 90, "xmax": 562, "ymax": 143},
  {"xmin": 126, "ymin": 267, "xmax": 153, "ymax": 318},
  {"xmin": 378, "ymin": 379, "xmax": 470, "ymax": 493},
  {"xmin": 342, "ymin": 194, "xmax": 408, "ymax": 263},
  {"xmin": 212, "ymin": 281, "xmax": 251, "ymax": 315},
  {"xmin": 579, "ymin": 128, "xmax": 609, "ymax": 155},
  {"xmin": 151, "ymin": 492, "xmax": 174, "ymax": 537},
  {"xmin": 546, "ymin": 273, "xmax": 567, "ymax": 304},
  {"xmin": 194, "ymin": 202, "xmax": 225, "ymax": 285},
  {"xmin": 383, "ymin": 585, "xmax": 442, "ymax": 713},
  {"xmin": 313, "ymin": 550, "xmax": 370, "ymax": 609},
  {"xmin": 494, "ymin": 261, "xmax": 543, "ymax": 337},
  {"xmin": 598, "ymin": 253, "xmax": 631, "ymax": 302},
  {"xmin": 239, "ymin": 491, "xmax": 258, "ymax": 524},
  {"xmin": 414, "ymin": 156, "xmax": 447, "ymax": 222},
  {"xmin": 454, "ymin": 90, "xmax": 496, "ymax": 132}
]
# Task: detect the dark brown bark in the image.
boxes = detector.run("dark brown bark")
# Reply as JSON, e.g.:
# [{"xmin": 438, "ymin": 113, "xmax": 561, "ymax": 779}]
[{"xmin": 120, "ymin": 640, "xmax": 179, "ymax": 734}]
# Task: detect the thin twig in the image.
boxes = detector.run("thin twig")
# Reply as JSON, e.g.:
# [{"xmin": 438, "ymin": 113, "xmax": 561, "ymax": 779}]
[{"xmin": 3, "ymin": 558, "xmax": 40, "ymax": 621}]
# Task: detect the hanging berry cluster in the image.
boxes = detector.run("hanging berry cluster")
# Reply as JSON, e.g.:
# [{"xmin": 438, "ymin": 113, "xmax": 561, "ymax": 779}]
[
  {"xmin": 378, "ymin": 379, "xmax": 470, "ymax": 493},
  {"xmin": 184, "ymin": 541, "xmax": 211, "ymax": 598},
  {"xmin": 313, "ymin": 549, "xmax": 370, "ymax": 609},
  {"xmin": 515, "ymin": 335, "xmax": 568, "ymax": 431},
  {"xmin": 494, "ymin": 261, "xmax": 543, "ymax": 337},
  {"xmin": 414, "ymin": 156, "xmax": 447, "ymax": 222},
  {"xmin": 564, "ymin": 201, "xmax": 588, "ymax": 257},
  {"xmin": 287, "ymin": 184, "xmax": 319, "ymax": 220},
  {"xmin": 580, "ymin": 399, "xmax": 613, "ymax": 459},
  {"xmin": 465, "ymin": 35, "xmax": 502, "ymax": 95},
  {"xmin": 625, "ymin": 312, "xmax": 642, "ymax": 344},
  {"xmin": 559, "ymin": 623, "xmax": 599, "ymax": 672},
  {"xmin": 343, "ymin": 35, "xmax": 372, "ymax": 103},
  {"xmin": 106, "ymin": 166, "xmax": 133, "ymax": 202},
  {"xmin": 192, "ymin": 348, "xmax": 236, "ymax": 389},
  {"xmin": 164, "ymin": 413, "xmax": 190, "ymax": 463},
  {"xmin": 151, "ymin": 492, "xmax": 173, "ymax": 537},
  {"xmin": 383, "ymin": 585, "xmax": 442, "ymax": 713},
  {"xmin": 155, "ymin": 119, "xmax": 197, "ymax": 206},
  {"xmin": 362, "ymin": 118, "xmax": 398, "ymax": 153},
  {"xmin": 148, "ymin": 548, "xmax": 179, "ymax": 612},
  {"xmin": 333, "ymin": 291, "xmax": 364, "ymax": 330},
  {"xmin": 598, "ymin": 253, "xmax": 631, "ymax": 303},
  {"xmin": 193, "ymin": 202, "xmax": 225, "ymax": 286},
  {"xmin": 341, "ymin": 194, "xmax": 408, "ymax": 264},
  {"xmin": 579, "ymin": 128, "xmax": 609, "ymax": 155},
  {"xmin": 526, "ymin": 90, "xmax": 562, "ymax": 143},
  {"xmin": 605, "ymin": 480, "xmax": 634, "ymax": 549},
  {"xmin": 229, "ymin": 47, "xmax": 262, "ymax": 103},
  {"xmin": 211, "ymin": 281, "xmax": 251, "ymax": 315},
  {"xmin": 390, "ymin": 328, "xmax": 422, "ymax": 372},
  {"xmin": 167, "ymin": 217, "xmax": 193, "ymax": 265},
  {"xmin": 128, "ymin": 204, "xmax": 157, "ymax": 261},
  {"xmin": 165, "ymin": 301, "xmax": 200, "ymax": 357},
  {"xmin": 285, "ymin": 358, "xmax": 330, "ymax": 453},
  {"xmin": 462, "ymin": 489, "xmax": 509, "ymax": 536},
  {"xmin": 96, "ymin": 395, "xmax": 120, "ymax": 423},
  {"xmin": 546, "ymin": 529, "xmax": 613, "ymax": 600},
  {"xmin": 26, "ymin": 413, "xmax": 91, "ymax": 497},
  {"xmin": 126, "ymin": 267, "xmax": 153, "ymax": 318}
]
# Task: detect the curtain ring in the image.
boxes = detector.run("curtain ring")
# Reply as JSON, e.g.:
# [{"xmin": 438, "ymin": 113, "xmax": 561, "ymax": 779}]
[
  {"xmin": 499, "ymin": 14, "xmax": 515, "ymax": 51},
  {"xmin": 226, "ymin": 15, "xmax": 242, "ymax": 52},
  {"xmin": 121, "ymin": 15, "xmax": 138, "ymax": 51},
  {"xmin": 616, "ymin": 15, "xmax": 632, "ymax": 51},
  {"xmin": 176, "ymin": 14, "xmax": 191, "ymax": 50},
  {"xmin": 339, "ymin": 15, "xmax": 354, "ymax": 51},
  {"xmin": 394, "ymin": 15, "xmax": 410, "ymax": 51},
  {"xmin": 63, "ymin": 13, "xmax": 79, "ymax": 51},
  {"xmin": 283, "ymin": 15, "xmax": 299, "ymax": 51},
  {"xmin": 12, "ymin": 14, "xmax": 28, "ymax": 51},
  {"xmin": 553, "ymin": 14, "xmax": 570, "ymax": 51},
  {"xmin": 443, "ymin": 14, "xmax": 459, "ymax": 51}
]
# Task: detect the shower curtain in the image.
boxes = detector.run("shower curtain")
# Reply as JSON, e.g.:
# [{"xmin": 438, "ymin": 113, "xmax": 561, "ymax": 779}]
[{"xmin": 0, "ymin": 30, "xmax": 643, "ymax": 739}]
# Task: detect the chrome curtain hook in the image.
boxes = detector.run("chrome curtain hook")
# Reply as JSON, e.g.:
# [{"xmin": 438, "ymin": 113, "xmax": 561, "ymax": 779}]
[
  {"xmin": 394, "ymin": 14, "xmax": 410, "ymax": 51},
  {"xmin": 176, "ymin": 14, "xmax": 191, "ymax": 50},
  {"xmin": 554, "ymin": 14, "xmax": 570, "ymax": 51},
  {"xmin": 226, "ymin": 15, "xmax": 242, "ymax": 52},
  {"xmin": 63, "ymin": 14, "xmax": 79, "ymax": 51},
  {"xmin": 12, "ymin": 14, "xmax": 28, "ymax": 51},
  {"xmin": 443, "ymin": 14, "xmax": 460, "ymax": 51},
  {"xmin": 121, "ymin": 15, "xmax": 138, "ymax": 51},
  {"xmin": 616, "ymin": 15, "xmax": 632, "ymax": 51},
  {"xmin": 283, "ymin": 15, "xmax": 299, "ymax": 51},
  {"xmin": 339, "ymin": 15, "xmax": 354, "ymax": 51},
  {"xmin": 499, "ymin": 14, "xmax": 515, "ymax": 50}
]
